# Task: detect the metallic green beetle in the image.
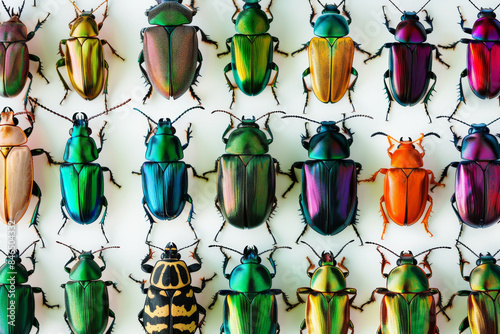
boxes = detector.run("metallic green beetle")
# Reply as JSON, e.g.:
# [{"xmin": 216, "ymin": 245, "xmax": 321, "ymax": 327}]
[
  {"xmin": 56, "ymin": 0, "xmax": 124, "ymax": 108},
  {"xmin": 58, "ymin": 241, "xmax": 120, "ymax": 334}
]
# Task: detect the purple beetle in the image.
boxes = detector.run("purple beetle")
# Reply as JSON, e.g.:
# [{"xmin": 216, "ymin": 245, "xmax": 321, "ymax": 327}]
[
  {"xmin": 364, "ymin": 0, "xmax": 449, "ymax": 122},
  {"xmin": 439, "ymin": 2, "xmax": 500, "ymax": 118},
  {"xmin": 435, "ymin": 116, "xmax": 500, "ymax": 237}
]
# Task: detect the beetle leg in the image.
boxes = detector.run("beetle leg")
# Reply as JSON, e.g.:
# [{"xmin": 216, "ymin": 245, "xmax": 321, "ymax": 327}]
[
  {"xmin": 295, "ymin": 206, "xmax": 308, "ymax": 244},
  {"xmin": 185, "ymin": 194, "xmax": 198, "ymax": 239},
  {"xmin": 420, "ymin": 195, "xmax": 434, "ymax": 237},
  {"xmin": 195, "ymin": 26, "xmax": 218, "ymax": 48},
  {"xmin": 272, "ymin": 36, "xmax": 288, "ymax": 57},
  {"xmin": 142, "ymin": 199, "xmax": 156, "ymax": 243},
  {"xmin": 33, "ymin": 318, "xmax": 40, "ymax": 333},
  {"xmin": 358, "ymin": 168, "xmax": 385, "ymax": 183},
  {"xmin": 202, "ymin": 159, "xmax": 219, "ymax": 178},
  {"xmin": 266, "ymin": 198, "xmax": 278, "ymax": 245},
  {"xmin": 432, "ymin": 45, "xmax": 450, "ymax": 69},
  {"xmin": 214, "ymin": 200, "xmax": 227, "ymax": 242},
  {"xmin": 421, "ymin": 10, "xmax": 433, "ymax": 34},
  {"xmin": 103, "ymin": 61, "xmax": 110, "ymax": 110},
  {"xmin": 423, "ymin": 72, "xmax": 437, "ymax": 123},
  {"xmin": 63, "ymin": 312, "xmax": 73, "ymax": 333},
  {"xmin": 187, "ymin": 164, "xmax": 208, "ymax": 181},
  {"xmin": 428, "ymin": 170, "xmax": 445, "ymax": 189},
  {"xmin": 347, "ymin": 68, "xmax": 358, "ymax": 113},
  {"xmin": 348, "ymin": 320, "xmax": 354, "ymax": 333},
  {"xmin": 33, "ymin": 287, "xmax": 59, "ymax": 308},
  {"xmin": 26, "ymin": 12, "xmax": 49, "ymax": 41},
  {"xmin": 104, "ymin": 309, "xmax": 116, "ymax": 334},
  {"xmin": 292, "ymin": 43, "xmax": 309, "ymax": 57},
  {"xmin": 98, "ymin": 198, "xmax": 110, "ymax": 243},
  {"xmin": 102, "ymin": 166, "xmax": 121, "ymax": 188},
  {"xmin": 432, "ymin": 163, "xmax": 454, "ymax": 191},
  {"xmin": 217, "ymin": 38, "xmax": 232, "ymax": 57},
  {"xmin": 431, "ymin": 288, "xmax": 451, "ymax": 321},
  {"xmin": 56, "ymin": 58, "xmax": 71, "ymax": 104},
  {"xmin": 271, "ymin": 288, "xmax": 295, "ymax": 310},
  {"xmin": 192, "ymin": 273, "xmax": 216, "ymax": 293},
  {"xmin": 105, "ymin": 280, "xmax": 121, "ymax": 293},
  {"xmin": 382, "ymin": 70, "xmax": 394, "ymax": 121},
  {"xmin": 97, "ymin": 0, "xmax": 109, "ymax": 30},
  {"xmin": 300, "ymin": 68, "xmax": 311, "ymax": 113},
  {"xmin": 269, "ymin": 63, "xmax": 280, "ymax": 105},
  {"xmin": 364, "ymin": 43, "xmax": 390, "ymax": 64},
  {"xmin": 282, "ymin": 161, "xmax": 303, "ymax": 198},
  {"xmin": 359, "ymin": 289, "xmax": 378, "ymax": 310},
  {"xmin": 138, "ymin": 51, "xmax": 154, "ymax": 103},
  {"xmin": 353, "ymin": 41, "xmax": 371, "ymax": 57},
  {"xmin": 32, "ymin": 148, "xmax": 60, "ymax": 165},
  {"xmin": 449, "ymin": 69, "xmax": 468, "ymax": 119},
  {"xmin": 101, "ymin": 40, "xmax": 125, "ymax": 61},
  {"xmin": 382, "ymin": 6, "xmax": 396, "ymax": 35},
  {"xmin": 299, "ymin": 320, "xmax": 306, "ymax": 334},
  {"xmin": 28, "ymin": 181, "xmax": 45, "ymax": 247},
  {"xmin": 458, "ymin": 317, "xmax": 470, "ymax": 333},
  {"xmin": 230, "ymin": 0, "xmax": 240, "ymax": 23},
  {"xmin": 377, "ymin": 326, "xmax": 382, "ymax": 334},
  {"xmin": 29, "ymin": 54, "xmax": 49, "ymax": 84},
  {"xmin": 222, "ymin": 63, "xmax": 237, "ymax": 108},
  {"xmin": 137, "ymin": 309, "xmax": 146, "ymax": 330},
  {"xmin": 208, "ymin": 291, "xmax": 220, "ymax": 310},
  {"xmin": 457, "ymin": 7, "xmax": 473, "ymax": 35},
  {"xmin": 140, "ymin": 247, "xmax": 155, "ymax": 274}
]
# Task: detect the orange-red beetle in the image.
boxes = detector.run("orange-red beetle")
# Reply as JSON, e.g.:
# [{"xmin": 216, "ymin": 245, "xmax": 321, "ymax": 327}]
[{"xmin": 359, "ymin": 132, "xmax": 444, "ymax": 238}]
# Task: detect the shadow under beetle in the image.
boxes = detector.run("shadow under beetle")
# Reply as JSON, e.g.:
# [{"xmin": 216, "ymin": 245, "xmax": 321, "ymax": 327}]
[
  {"xmin": 0, "ymin": 0, "xmax": 49, "ymax": 107},
  {"xmin": 133, "ymin": 106, "xmax": 207, "ymax": 243},
  {"xmin": 56, "ymin": 0, "xmax": 124, "ymax": 109},
  {"xmin": 282, "ymin": 114, "xmax": 372, "ymax": 245},
  {"xmin": 208, "ymin": 244, "xmax": 293, "ymax": 334},
  {"xmin": 218, "ymin": 0, "xmax": 288, "ymax": 108},
  {"xmin": 434, "ymin": 116, "xmax": 500, "ymax": 239},
  {"xmin": 444, "ymin": 240, "xmax": 500, "ymax": 334},
  {"xmin": 0, "ymin": 241, "xmax": 59, "ymax": 334},
  {"xmin": 359, "ymin": 132, "xmax": 444, "ymax": 239},
  {"xmin": 129, "ymin": 240, "xmax": 215, "ymax": 334},
  {"xmin": 286, "ymin": 240, "xmax": 361, "ymax": 334},
  {"xmin": 439, "ymin": 2, "xmax": 500, "ymax": 118},
  {"xmin": 58, "ymin": 241, "xmax": 120, "ymax": 334},
  {"xmin": 203, "ymin": 110, "xmax": 291, "ymax": 244},
  {"xmin": 140, "ymin": 0, "xmax": 218, "ymax": 104},
  {"xmin": 292, "ymin": 0, "xmax": 371, "ymax": 113},
  {"xmin": 29, "ymin": 97, "xmax": 130, "ymax": 243},
  {"xmin": 360, "ymin": 242, "xmax": 450, "ymax": 334},
  {"xmin": 364, "ymin": 0, "xmax": 450, "ymax": 122}
]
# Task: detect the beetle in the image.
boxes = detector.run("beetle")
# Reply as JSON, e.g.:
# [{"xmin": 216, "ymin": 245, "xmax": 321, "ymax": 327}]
[
  {"xmin": 434, "ymin": 116, "xmax": 500, "ymax": 238},
  {"xmin": 286, "ymin": 240, "xmax": 361, "ymax": 334},
  {"xmin": 218, "ymin": 0, "xmax": 288, "ymax": 108},
  {"xmin": 359, "ymin": 132, "xmax": 444, "ymax": 238},
  {"xmin": 208, "ymin": 244, "xmax": 293, "ymax": 334},
  {"xmin": 133, "ymin": 106, "xmax": 207, "ymax": 242},
  {"xmin": 439, "ymin": 2, "xmax": 500, "ymax": 118},
  {"xmin": 364, "ymin": 0, "xmax": 450, "ymax": 122},
  {"xmin": 0, "ymin": 106, "xmax": 56, "ymax": 247},
  {"xmin": 203, "ymin": 110, "xmax": 291, "ymax": 244},
  {"xmin": 0, "ymin": 0, "xmax": 49, "ymax": 107},
  {"xmin": 282, "ymin": 114, "xmax": 372, "ymax": 244},
  {"xmin": 139, "ymin": 0, "xmax": 218, "ymax": 104},
  {"xmin": 292, "ymin": 0, "xmax": 371, "ymax": 112},
  {"xmin": 56, "ymin": 0, "xmax": 124, "ymax": 108},
  {"xmin": 58, "ymin": 241, "xmax": 120, "ymax": 334},
  {"xmin": 129, "ymin": 240, "xmax": 215, "ymax": 334},
  {"xmin": 0, "ymin": 241, "xmax": 58, "ymax": 334},
  {"xmin": 360, "ymin": 242, "xmax": 450, "ymax": 334},
  {"xmin": 29, "ymin": 97, "xmax": 130, "ymax": 242},
  {"xmin": 444, "ymin": 240, "xmax": 500, "ymax": 334}
]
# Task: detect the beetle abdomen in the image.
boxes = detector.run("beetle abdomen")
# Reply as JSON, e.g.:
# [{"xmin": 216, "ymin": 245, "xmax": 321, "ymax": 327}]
[
  {"xmin": 0, "ymin": 42, "xmax": 29, "ymax": 98},
  {"xmin": 455, "ymin": 161, "xmax": 500, "ymax": 228},
  {"xmin": 0, "ymin": 284, "xmax": 35, "ymax": 334},
  {"xmin": 0, "ymin": 146, "xmax": 33, "ymax": 225},
  {"xmin": 65, "ymin": 281, "xmax": 109, "ymax": 334},
  {"xmin": 305, "ymin": 291, "xmax": 350, "ymax": 334},
  {"xmin": 224, "ymin": 292, "xmax": 277, "ymax": 334},
  {"xmin": 65, "ymin": 38, "xmax": 105, "ymax": 100},
  {"xmin": 388, "ymin": 44, "xmax": 432, "ymax": 106},
  {"xmin": 143, "ymin": 286, "xmax": 199, "ymax": 334},
  {"xmin": 467, "ymin": 291, "xmax": 500, "ymax": 333},
  {"xmin": 380, "ymin": 293, "xmax": 436, "ymax": 333},
  {"xmin": 142, "ymin": 162, "xmax": 188, "ymax": 220},
  {"xmin": 217, "ymin": 155, "xmax": 275, "ymax": 229},
  {"xmin": 231, "ymin": 34, "xmax": 273, "ymax": 96},
  {"xmin": 467, "ymin": 41, "xmax": 500, "ymax": 99},
  {"xmin": 143, "ymin": 26, "xmax": 198, "ymax": 100},
  {"xmin": 60, "ymin": 163, "xmax": 104, "ymax": 225},
  {"xmin": 309, "ymin": 37, "xmax": 354, "ymax": 103},
  {"xmin": 301, "ymin": 160, "xmax": 357, "ymax": 235},
  {"xmin": 384, "ymin": 168, "xmax": 428, "ymax": 226}
]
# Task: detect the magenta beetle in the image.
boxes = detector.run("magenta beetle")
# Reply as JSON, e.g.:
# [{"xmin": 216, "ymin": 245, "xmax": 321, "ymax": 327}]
[
  {"xmin": 440, "ymin": 2, "xmax": 500, "ymax": 117},
  {"xmin": 434, "ymin": 116, "xmax": 500, "ymax": 238},
  {"xmin": 364, "ymin": 0, "xmax": 450, "ymax": 122}
]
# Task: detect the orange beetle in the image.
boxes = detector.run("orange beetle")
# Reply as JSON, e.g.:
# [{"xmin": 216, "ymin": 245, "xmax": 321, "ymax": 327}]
[{"xmin": 359, "ymin": 132, "xmax": 444, "ymax": 238}]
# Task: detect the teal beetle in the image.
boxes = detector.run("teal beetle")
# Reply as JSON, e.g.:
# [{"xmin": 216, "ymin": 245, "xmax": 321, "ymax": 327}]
[
  {"xmin": 361, "ymin": 242, "xmax": 450, "ymax": 334},
  {"xmin": 218, "ymin": 0, "xmax": 288, "ymax": 108},
  {"xmin": 208, "ymin": 245, "xmax": 293, "ymax": 334},
  {"xmin": 287, "ymin": 240, "xmax": 361, "ymax": 334},
  {"xmin": 58, "ymin": 241, "xmax": 120, "ymax": 334},
  {"xmin": 0, "ymin": 241, "xmax": 58, "ymax": 334},
  {"xmin": 444, "ymin": 241, "xmax": 500, "ymax": 333}
]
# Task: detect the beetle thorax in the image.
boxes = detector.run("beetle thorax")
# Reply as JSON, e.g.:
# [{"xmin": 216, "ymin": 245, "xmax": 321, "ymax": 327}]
[
  {"xmin": 235, "ymin": 4, "xmax": 270, "ymax": 35},
  {"xmin": 225, "ymin": 127, "xmax": 269, "ymax": 155},
  {"xmin": 146, "ymin": 128, "xmax": 184, "ymax": 162},
  {"xmin": 0, "ymin": 253, "xmax": 29, "ymax": 284},
  {"xmin": 390, "ymin": 145, "xmax": 424, "ymax": 168},
  {"xmin": 0, "ymin": 111, "xmax": 27, "ymax": 147},
  {"xmin": 69, "ymin": 254, "xmax": 103, "ymax": 281},
  {"xmin": 70, "ymin": 14, "xmax": 99, "ymax": 38},
  {"xmin": 150, "ymin": 259, "xmax": 191, "ymax": 290},
  {"xmin": 313, "ymin": 8, "xmax": 349, "ymax": 38},
  {"xmin": 472, "ymin": 14, "xmax": 500, "ymax": 42},
  {"xmin": 461, "ymin": 128, "xmax": 500, "ymax": 161},
  {"xmin": 387, "ymin": 264, "xmax": 429, "ymax": 293},
  {"xmin": 308, "ymin": 131, "xmax": 350, "ymax": 160},
  {"xmin": 395, "ymin": 13, "xmax": 427, "ymax": 43},
  {"xmin": 229, "ymin": 263, "xmax": 272, "ymax": 292},
  {"xmin": 470, "ymin": 262, "xmax": 500, "ymax": 291},
  {"xmin": 147, "ymin": 1, "xmax": 193, "ymax": 26},
  {"xmin": 0, "ymin": 16, "xmax": 27, "ymax": 42},
  {"xmin": 310, "ymin": 265, "xmax": 346, "ymax": 292},
  {"xmin": 64, "ymin": 119, "xmax": 99, "ymax": 163}
]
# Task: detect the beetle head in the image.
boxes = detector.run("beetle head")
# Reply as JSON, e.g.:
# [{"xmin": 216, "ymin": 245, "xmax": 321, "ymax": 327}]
[
  {"xmin": 0, "ymin": 107, "xmax": 28, "ymax": 147},
  {"xmin": 161, "ymin": 242, "xmax": 181, "ymax": 260},
  {"xmin": 478, "ymin": 8, "xmax": 496, "ymax": 19},
  {"xmin": 396, "ymin": 251, "xmax": 417, "ymax": 266},
  {"xmin": 241, "ymin": 245, "xmax": 261, "ymax": 264},
  {"xmin": 477, "ymin": 253, "xmax": 496, "ymax": 266},
  {"xmin": 319, "ymin": 251, "xmax": 336, "ymax": 266},
  {"xmin": 313, "ymin": 4, "xmax": 349, "ymax": 38},
  {"xmin": 461, "ymin": 123, "xmax": 500, "ymax": 161},
  {"xmin": 236, "ymin": 1, "xmax": 270, "ymax": 35}
]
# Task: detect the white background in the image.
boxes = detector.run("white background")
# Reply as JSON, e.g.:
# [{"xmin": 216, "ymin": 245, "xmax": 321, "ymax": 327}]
[{"xmin": 3, "ymin": 0, "xmax": 500, "ymax": 333}]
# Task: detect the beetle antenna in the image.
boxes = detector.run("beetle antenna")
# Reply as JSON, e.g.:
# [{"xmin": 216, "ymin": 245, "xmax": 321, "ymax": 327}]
[
  {"xmin": 133, "ymin": 108, "xmax": 157, "ymax": 125},
  {"xmin": 258, "ymin": 246, "xmax": 291, "ymax": 255},
  {"xmin": 371, "ymin": 131, "xmax": 389, "ymax": 137},
  {"xmin": 212, "ymin": 110, "xmax": 242, "ymax": 122},
  {"xmin": 208, "ymin": 245, "xmax": 243, "ymax": 255},
  {"xmin": 387, "ymin": 0, "xmax": 404, "ymax": 14},
  {"xmin": 88, "ymin": 99, "xmax": 131, "ymax": 121},
  {"xmin": 487, "ymin": 116, "xmax": 500, "ymax": 126},
  {"xmin": 467, "ymin": 0, "xmax": 481, "ymax": 12},
  {"xmin": 1, "ymin": 1, "xmax": 11, "ymax": 17},
  {"xmin": 335, "ymin": 240, "xmax": 355, "ymax": 258},
  {"xmin": 173, "ymin": 106, "xmax": 205, "ymax": 124},
  {"xmin": 28, "ymin": 97, "xmax": 73, "ymax": 122},
  {"xmin": 494, "ymin": 3, "xmax": 500, "ymax": 11},
  {"xmin": 366, "ymin": 242, "xmax": 399, "ymax": 257},
  {"xmin": 493, "ymin": 248, "xmax": 500, "ymax": 257},
  {"xmin": 456, "ymin": 240, "xmax": 480, "ymax": 258},
  {"xmin": 416, "ymin": 0, "xmax": 432, "ymax": 14},
  {"xmin": 423, "ymin": 132, "xmax": 440, "ymax": 138},
  {"xmin": 0, "ymin": 249, "xmax": 7, "ymax": 256},
  {"xmin": 335, "ymin": 114, "xmax": 373, "ymax": 123},
  {"xmin": 255, "ymin": 111, "xmax": 286, "ymax": 122},
  {"xmin": 19, "ymin": 240, "xmax": 39, "ymax": 256},
  {"xmin": 282, "ymin": 115, "xmax": 322, "ymax": 124},
  {"xmin": 337, "ymin": 0, "xmax": 345, "ymax": 8},
  {"xmin": 91, "ymin": 246, "xmax": 120, "ymax": 255},
  {"xmin": 145, "ymin": 242, "xmax": 164, "ymax": 252},
  {"xmin": 92, "ymin": 0, "xmax": 107, "ymax": 14},
  {"xmin": 436, "ymin": 115, "xmax": 471, "ymax": 127},
  {"xmin": 56, "ymin": 241, "xmax": 82, "ymax": 254},
  {"xmin": 414, "ymin": 246, "xmax": 451, "ymax": 258},
  {"xmin": 300, "ymin": 241, "xmax": 321, "ymax": 259},
  {"xmin": 178, "ymin": 240, "xmax": 200, "ymax": 252},
  {"xmin": 67, "ymin": 0, "xmax": 82, "ymax": 13},
  {"xmin": 316, "ymin": 0, "xmax": 325, "ymax": 7}
]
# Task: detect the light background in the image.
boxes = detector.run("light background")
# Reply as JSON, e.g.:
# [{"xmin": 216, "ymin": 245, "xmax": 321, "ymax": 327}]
[{"xmin": 2, "ymin": 0, "xmax": 500, "ymax": 333}]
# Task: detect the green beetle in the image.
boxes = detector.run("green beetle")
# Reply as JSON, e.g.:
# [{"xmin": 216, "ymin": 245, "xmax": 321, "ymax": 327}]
[
  {"xmin": 361, "ymin": 242, "xmax": 450, "ymax": 334},
  {"xmin": 56, "ymin": 0, "xmax": 124, "ymax": 108},
  {"xmin": 0, "ymin": 241, "xmax": 58, "ymax": 334},
  {"xmin": 58, "ymin": 241, "xmax": 120, "ymax": 334}
]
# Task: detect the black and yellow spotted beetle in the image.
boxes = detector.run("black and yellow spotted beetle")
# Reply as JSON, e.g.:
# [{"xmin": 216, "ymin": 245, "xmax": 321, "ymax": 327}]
[{"xmin": 129, "ymin": 240, "xmax": 215, "ymax": 334}]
